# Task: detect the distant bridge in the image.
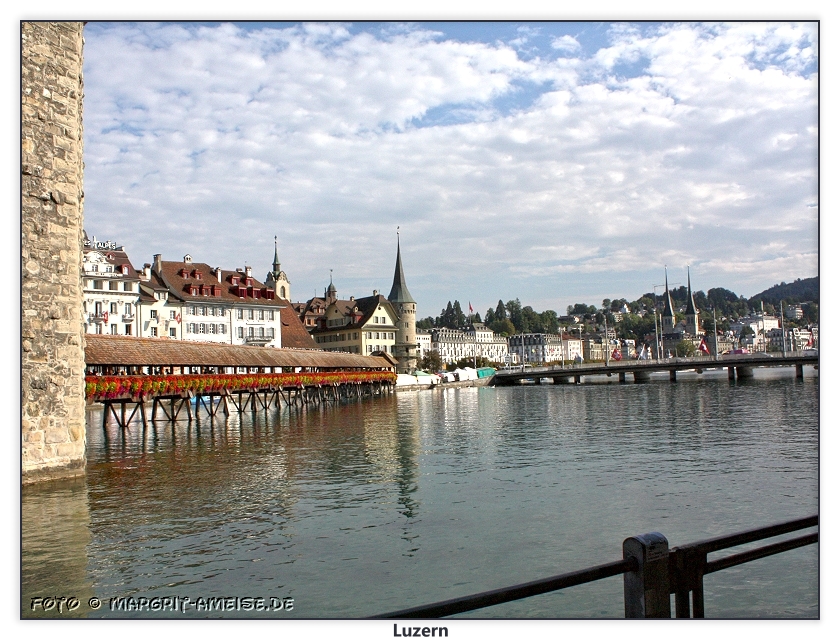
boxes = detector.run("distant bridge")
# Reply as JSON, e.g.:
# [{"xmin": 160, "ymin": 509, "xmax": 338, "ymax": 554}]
[
  {"xmin": 493, "ymin": 352, "xmax": 818, "ymax": 385},
  {"xmin": 84, "ymin": 335, "xmax": 397, "ymax": 429}
]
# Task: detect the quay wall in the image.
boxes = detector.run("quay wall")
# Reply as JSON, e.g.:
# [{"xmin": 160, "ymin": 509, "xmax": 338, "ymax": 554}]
[
  {"xmin": 21, "ymin": 22, "xmax": 87, "ymax": 483},
  {"xmin": 395, "ymin": 377, "xmax": 494, "ymax": 392}
]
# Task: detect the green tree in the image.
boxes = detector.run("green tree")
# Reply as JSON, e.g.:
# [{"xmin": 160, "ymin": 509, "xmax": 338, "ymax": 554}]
[
  {"xmin": 495, "ymin": 300, "xmax": 507, "ymax": 321},
  {"xmin": 419, "ymin": 350, "xmax": 443, "ymax": 372},
  {"xmin": 676, "ymin": 340, "xmax": 697, "ymax": 357}
]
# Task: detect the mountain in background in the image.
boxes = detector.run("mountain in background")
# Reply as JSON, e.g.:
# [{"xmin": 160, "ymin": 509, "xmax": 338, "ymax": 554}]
[{"xmin": 749, "ymin": 277, "xmax": 819, "ymax": 306}]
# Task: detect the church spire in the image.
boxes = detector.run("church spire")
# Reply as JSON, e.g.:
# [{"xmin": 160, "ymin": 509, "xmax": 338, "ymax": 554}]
[
  {"xmin": 388, "ymin": 228, "xmax": 415, "ymax": 304},
  {"xmin": 686, "ymin": 266, "xmax": 697, "ymax": 315},
  {"xmin": 272, "ymin": 235, "xmax": 281, "ymax": 272},
  {"xmin": 662, "ymin": 267, "xmax": 676, "ymax": 319}
]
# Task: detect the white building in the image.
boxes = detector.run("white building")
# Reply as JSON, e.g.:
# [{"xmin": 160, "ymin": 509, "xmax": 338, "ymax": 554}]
[
  {"xmin": 430, "ymin": 324, "xmax": 510, "ymax": 364},
  {"xmin": 416, "ymin": 330, "xmax": 432, "ymax": 360},
  {"xmin": 149, "ymin": 254, "xmax": 283, "ymax": 346},
  {"xmin": 82, "ymin": 235, "xmax": 141, "ymax": 336}
]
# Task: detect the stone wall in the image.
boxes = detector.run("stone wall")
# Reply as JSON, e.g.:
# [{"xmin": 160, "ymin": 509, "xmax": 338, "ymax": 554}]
[{"xmin": 21, "ymin": 22, "xmax": 87, "ymax": 483}]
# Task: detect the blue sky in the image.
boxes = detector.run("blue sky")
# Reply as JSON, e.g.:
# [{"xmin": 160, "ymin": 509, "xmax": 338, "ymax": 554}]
[{"xmin": 79, "ymin": 20, "xmax": 818, "ymax": 319}]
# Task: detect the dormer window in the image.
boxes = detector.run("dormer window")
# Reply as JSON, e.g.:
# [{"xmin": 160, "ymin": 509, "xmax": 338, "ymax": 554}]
[
  {"xmin": 190, "ymin": 285, "xmax": 199, "ymax": 295},
  {"xmin": 237, "ymin": 286, "xmax": 246, "ymax": 298},
  {"xmin": 231, "ymin": 276, "xmax": 240, "ymax": 286},
  {"xmin": 180, "ymin": 268, "xmax": 189, "ymax": 278},
  {"xmin": 192, "ymin": 270, "xmax": 202, "ymax": 280},
  {"xmin": 245, "ymin": 278, "xmax": 253, "ymax": 287},
  {"xmin": 121, "ymin": 265, "xmax": 129, "ymax": 275}
]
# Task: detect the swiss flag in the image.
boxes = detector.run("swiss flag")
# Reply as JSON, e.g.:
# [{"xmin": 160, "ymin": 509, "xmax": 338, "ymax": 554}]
[
  {"xmin": 699, "ymin": 339, "xmax": 710, "ymax": 355},
  {"xmin": 469, "ymin": 302, "xmax": 473, "ymax": 314},
  {"xmin": 611, "ymin": 348, "xmax": 622, "ymax": 361}
]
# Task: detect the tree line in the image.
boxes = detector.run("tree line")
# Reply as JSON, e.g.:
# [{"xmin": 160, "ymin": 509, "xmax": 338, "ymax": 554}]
[{"xmin": 415, "ymin": 277, "xmax": 818, "ymax": 347}]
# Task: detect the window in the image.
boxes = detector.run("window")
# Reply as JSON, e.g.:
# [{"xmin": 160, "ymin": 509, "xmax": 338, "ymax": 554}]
[
  {"xmin": 269, "ymin": 310, "xmax": 274, "ymax": 321},
  {"xmin": 268, "ymin": 328, "xmax": 275, "ymax": 338},
  {"xmin": 237, "ymin": 327, "xmax": 244, "ymax": 338},
  {"xmin": 110, "ymin": 324, "xmax": 117, "ymax": 335},
  {"xmin": 236, "ymin": 309, "xmax": 243, "ymax": 320},
  {"xmin": 280, "ymin": 286, "xmax": 286, "ymax": 298},
  {"xmin": 124, "ymin": 282, "xmax": 133, "ymax": 292},
  {"xmin": 170, "ymin": 310, "xmax": 176, "ymax": 320},
  {"xmin": 259, "ymin": 327, "xmax": 265, "ymax": 337},
  {"xmin": 248, "ymin": 309, "xmax": 254, "ymax": 320},
  {"xmin": 187, "ymin": 306, "xmax": 195, "ymax": 315},
  {"xmin": 109, "ymin": 281, "xmax": 118, "ymax": 290},
  {"xmin": 170, "ymin": 328, "xmax": 177, "ymax": 337},
  {"xmin": 248, "ymin": 327, "xmax": 255, "ymax": 337},
  {"xmin": 150, "ymin": 310, "xmax": 158, "ymax": 319},
  {"xmin": 199, "ymin": 324, "xmax": 206, "ymax": 334},
  {"xmin": 90, "ymin": 264, "xmax": 98, "ymax": 272},
  {"xmin": 187, "ymin": 323, "xmax": 195, "ymax": 334},
  {"xmin": 258, "ymin": 309, "xmax": 264, "ymax": 320},
  {"xmin": 125, "ymin": 304, "xmax": 132, "ymax": 315},
  {"xmin": 150, "ymin": 327, "xmax": 157, "ymax": 337},
  {"xmin": 104, "ymin": 265, "xmax": 113, "ymax": 273},
  {"xmin": 209, "ymin": 324, "xmax": 216, "ymax": 334},
  {"xmin": 201, "ymin": 306, "xmax": 208, "ymax": 316},
  {"xmin": 93, "ymin": 280, "xmax": 103, "ymax": 290},
  {"xmin": 220, "ymin": 324, "xmax": 226, "ymax": 334},
  {"xmin": 124, "ymin": 325, "xmax": 132, "ymax": 335},
  {"xmin": 110, "ymin": 302, "xmax": 118, "ymax": 313},
  {"xmin": 96, "ymin": 323, "xmax": 103, "ymax": 334}
]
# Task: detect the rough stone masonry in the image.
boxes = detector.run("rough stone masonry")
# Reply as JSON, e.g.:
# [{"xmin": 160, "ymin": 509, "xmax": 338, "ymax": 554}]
[{"xmin": 21, "ymin": 22, "xmax": 87, "ymax": 483}]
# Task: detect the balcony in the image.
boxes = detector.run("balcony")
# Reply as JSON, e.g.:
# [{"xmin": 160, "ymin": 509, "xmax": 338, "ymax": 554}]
[
  {"xmin": 244, "ymin": 334, "xmax": 273, "ymax": 345},
  {"xmin": 88, "ymin": 313, "xmax": 106, "ymax": 324},
  {"xmin": 123, "ymin": 313, "xmax": 136, "ymax": 322}
]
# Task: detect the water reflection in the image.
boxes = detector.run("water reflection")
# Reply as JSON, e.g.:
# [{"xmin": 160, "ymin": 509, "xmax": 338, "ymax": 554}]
[
  {"xmin": 21, "ymin": 372, "xmax": 818, "ymax": 618},
  {"xmin": 22, "ymin": 478, "xmax": 94, "ymax": 618}
]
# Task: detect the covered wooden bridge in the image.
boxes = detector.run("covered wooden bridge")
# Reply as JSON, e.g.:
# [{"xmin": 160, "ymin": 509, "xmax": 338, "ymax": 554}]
[{"xmin": 85, "ymin": 335, "xmax": 397, "ymax": 428}]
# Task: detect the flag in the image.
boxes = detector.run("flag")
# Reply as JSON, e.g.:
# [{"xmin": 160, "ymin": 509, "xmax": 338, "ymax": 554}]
[
  {"xmin": 611, "ymin": 348, "xmax": 622, "ymax": 361},
  {"xmin": 699, "ymin": 339, "xmax": 710, "ymax": 355},
  {"xmin": 469, "ymin": 302, "xmax": 473, "ymax": 314}
]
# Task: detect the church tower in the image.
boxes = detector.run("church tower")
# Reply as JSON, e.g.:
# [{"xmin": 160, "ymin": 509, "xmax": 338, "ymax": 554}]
[
  {"xmin": 265, "ymin": 236, "xmax": 291, "ymax": 300},
  {"xmin": 685, "ymin": 266, "xmax": 701, "ymax": 336},
  {"xmin": 387, "ymin": 232, "xmax": 417, "ymax": 374},
  {"xmin": 661, "ymin": 267, "xmax": 676, "ymax": 332}
]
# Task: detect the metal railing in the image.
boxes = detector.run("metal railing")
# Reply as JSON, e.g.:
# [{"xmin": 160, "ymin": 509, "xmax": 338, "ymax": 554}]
[{"xmin": 374, "ymin": 515, "xmax": 817, "ymax": 619}]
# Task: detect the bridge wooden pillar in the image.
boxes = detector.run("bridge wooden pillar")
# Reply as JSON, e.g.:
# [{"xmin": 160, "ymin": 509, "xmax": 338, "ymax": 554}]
[
  {"xmin": 574, "ymin": 375, "xmax": 581, "ymax": 384},
  {"xmin": 796, "ymin": 364, "xmax": 804, "ymax": 379},
  {"xmin": 728, "ymin": 367, "xmax": 735, "ymax": 380},
  {"xmin": 618, "ymin": 372, "xmax": 626, "ymax": 383},
  {"xmin": 633, "ymin": 370, "xmax": 650, "ymax": 383},
  {"xmin": 669, "ymin": 370, "xmax": 677, "ymax": 382},
  {"xmin": 736, "ymin": 367, "xmax": 753, "ymax": 379}
]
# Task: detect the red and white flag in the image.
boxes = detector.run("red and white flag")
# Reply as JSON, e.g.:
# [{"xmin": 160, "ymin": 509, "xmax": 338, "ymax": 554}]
[
  {"xmin": 699, "ymin": 339, "xmax": 710, "ymax": 355},
  {"xmin": 469, "ymin": 302, "xmax": 473, "ymax": 314},
  {"xmin": 611, "ymin": 348, "xmax": 622, "ymax": 361}
]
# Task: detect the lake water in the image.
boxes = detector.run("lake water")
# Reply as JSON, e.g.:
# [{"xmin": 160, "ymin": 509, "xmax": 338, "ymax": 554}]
[{"xmin": 21, "ymin": 367, "xmax": 819, "ymax": 619}]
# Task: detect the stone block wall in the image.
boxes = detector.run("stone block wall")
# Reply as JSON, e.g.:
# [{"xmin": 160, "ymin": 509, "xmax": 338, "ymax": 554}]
[{"xmin": 21, "ymin": 22, "xmax": 87, "ymax": 483}]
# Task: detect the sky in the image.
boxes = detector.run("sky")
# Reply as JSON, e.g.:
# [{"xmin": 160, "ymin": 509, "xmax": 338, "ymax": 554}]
[{"xmin": 79, "ymin": 20, "xmax": 818, "ymax": 319}]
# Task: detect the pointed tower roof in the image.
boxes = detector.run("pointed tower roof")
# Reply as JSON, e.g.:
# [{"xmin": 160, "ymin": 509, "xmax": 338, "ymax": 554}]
[
  {"xmin": 272, "ymin": 236, "xmax": 281, "ymax": 272},
  {"xmin": 662, "ymin": 268, "xmax": 676, "ymax": 318},
  {"xmin": 686, "ymin": 266, "xmax": 697, "ymax": 315},
  {"xmin": 387, "ymin": 233, "xmax": 415, "ymax": 304}
]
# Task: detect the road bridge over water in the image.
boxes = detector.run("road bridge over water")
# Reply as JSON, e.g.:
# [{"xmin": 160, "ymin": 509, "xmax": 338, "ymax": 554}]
[{"xmin": 493, "ymin": 352, "xmax": 818, "ymax": 385}]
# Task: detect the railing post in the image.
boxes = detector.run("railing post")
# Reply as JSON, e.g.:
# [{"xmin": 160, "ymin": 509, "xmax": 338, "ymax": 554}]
[{"xmin": 623, "ymin": 532, "xmax": 671, "ymax": 618}]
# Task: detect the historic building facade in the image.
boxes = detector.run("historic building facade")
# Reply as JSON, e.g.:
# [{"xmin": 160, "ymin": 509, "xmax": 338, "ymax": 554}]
[{"xmin": 82, "ymin": 235, "xmax": 142, "ymax": 336}]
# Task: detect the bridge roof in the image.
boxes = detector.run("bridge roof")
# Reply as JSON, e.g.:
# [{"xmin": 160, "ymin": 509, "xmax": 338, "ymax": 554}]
[{"xmin": 85, "ymin": 335, "xmax": 393, "ymax": 370}]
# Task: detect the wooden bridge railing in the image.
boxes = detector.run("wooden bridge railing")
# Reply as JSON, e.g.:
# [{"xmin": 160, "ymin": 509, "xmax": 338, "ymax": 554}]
[{"xmin": 85, "ymin": 371, "xmax": 396, "ymax": 402}]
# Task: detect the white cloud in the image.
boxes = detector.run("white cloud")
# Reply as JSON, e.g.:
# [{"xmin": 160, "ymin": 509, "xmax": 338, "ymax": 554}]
[{"xmin": 82, "ymin": 21, "xmax": 818, "ymax": 314}]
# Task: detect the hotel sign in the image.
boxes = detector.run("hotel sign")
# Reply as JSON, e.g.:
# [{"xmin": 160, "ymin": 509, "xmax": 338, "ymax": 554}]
[{"xmin": 85, "ymin": 236, "xmax": 118, "ymax": 250}]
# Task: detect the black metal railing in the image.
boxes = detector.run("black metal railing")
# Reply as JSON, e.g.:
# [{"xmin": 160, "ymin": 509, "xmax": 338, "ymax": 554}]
[{"xmin": 374, "ymin": 514, "xmax": 817, "ymax": 619}]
